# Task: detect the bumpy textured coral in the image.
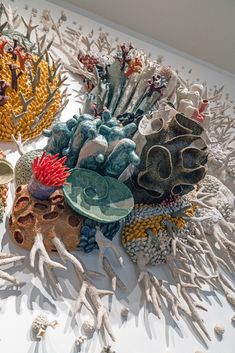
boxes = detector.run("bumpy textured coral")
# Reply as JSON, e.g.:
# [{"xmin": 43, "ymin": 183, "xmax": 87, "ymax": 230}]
[
  {"xmin": 32, "ymin": 314, "xmax": 58, "ymax": 338},
  {"xmin": 122, "ymin": 197, "xmax": 195, "ymax": 264},
  {"xmin": 128, "ymin": 111, "xmax": 208, "ymax": 203},
  {"xmin": 0, "ymin": 34, "xmax": 64, "ymax": 141},
  {"xmin": 15, "ymin": 150, "xmax": 43, "ymax": 187},
  {"xmin": 44, "ymin": 111, "xmax": 139, "ymax": 177},
  {"xmin": 0, "ymin": 149, "xmax": 11, "ymax": 222}
]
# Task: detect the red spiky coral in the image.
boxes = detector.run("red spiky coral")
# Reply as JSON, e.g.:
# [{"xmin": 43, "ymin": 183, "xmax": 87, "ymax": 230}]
[{"xmin": 32, "ymin": 152, "xmax": 70, "ymax": 187}]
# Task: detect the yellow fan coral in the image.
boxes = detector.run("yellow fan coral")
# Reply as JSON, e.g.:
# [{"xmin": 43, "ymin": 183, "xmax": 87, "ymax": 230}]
[{"xmin": 0, "ymin": 35, "xmax": 65, "ymax": 141}]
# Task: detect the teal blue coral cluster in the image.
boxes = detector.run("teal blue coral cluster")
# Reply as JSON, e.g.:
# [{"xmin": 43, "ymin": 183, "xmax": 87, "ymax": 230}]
[{"xmin": 44, "ymin": 111, "xmax": 140, "ymax": 178}]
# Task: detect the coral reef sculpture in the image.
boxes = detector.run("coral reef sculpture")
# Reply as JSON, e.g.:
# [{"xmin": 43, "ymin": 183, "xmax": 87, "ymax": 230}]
[
  {"xmin": 2, "ymin": 2, "xmax": 235, "ymax": 348},
  {"xmin": 0, "ymin": 5, "xmax": 68, "ymax": 141}
]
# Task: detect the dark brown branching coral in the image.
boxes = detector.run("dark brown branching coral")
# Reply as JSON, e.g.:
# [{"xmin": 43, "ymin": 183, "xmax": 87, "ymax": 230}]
[{"xmin": 128, "ymin": 112, "xmax": 208, "ymax": 203}]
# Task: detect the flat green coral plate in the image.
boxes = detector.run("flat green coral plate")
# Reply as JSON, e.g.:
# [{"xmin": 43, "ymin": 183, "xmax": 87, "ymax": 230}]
[{"xmin": 63, "ymin": 168, "xmax": 134, "ymax": 223}]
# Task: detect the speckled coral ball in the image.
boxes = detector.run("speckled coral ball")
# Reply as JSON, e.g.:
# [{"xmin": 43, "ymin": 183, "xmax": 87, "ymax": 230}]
[{"xmin": 15, "ymin": 150, "xmax": 43, "ymax": 187}]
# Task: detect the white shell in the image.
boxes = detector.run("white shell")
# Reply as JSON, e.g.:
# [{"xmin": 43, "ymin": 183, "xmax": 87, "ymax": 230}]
[
  {"xmin": 214, "ymin": 323, "xmax": 225, "ymax": 336},
  {"xmin": 227, "ymin": 293, "xmax": 235, "ymax": 306},
  {"xmin": 81, "ymin": 319, "xmax": 95, "ymax": 337},
  {"xmin": 31, "ymin": 315, "xmax": 58, "ymax": 339},
  {"xmin": 76, "ymin": 335, "xmax": 87, "ymax": 345},
  {"xmin": 32, "ymin": 315, "xmax": 49, "ymax": 338},
  {"xmin": 121, "ymin": 307, "xmax": 129, "ymax": 318}
]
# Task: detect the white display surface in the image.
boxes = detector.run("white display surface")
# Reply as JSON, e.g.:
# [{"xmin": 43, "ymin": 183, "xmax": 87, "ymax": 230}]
[{"xmin": 0, "ymin": 1, "xmax": 234, "ymax": 353}]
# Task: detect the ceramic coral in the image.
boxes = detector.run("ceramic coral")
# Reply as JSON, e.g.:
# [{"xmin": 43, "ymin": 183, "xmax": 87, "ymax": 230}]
[
  {"xmin": 0, "ymin": 5, "xmax": 67, "ymax": 141},
  {"xmin": 0, "ymin": 150, "xmax": 13, "ymax": 221},
  {"xmin": 63, "ymin": 168, "xmax": 134, "ymax": 223},
  {"xmin": 127, "ymin": 111, "xmax": 208, "ymax": 203},
  {"xmin": 44, "ymin": 111, "xmax": 140, "ymax": 177},
  {"xmin": 9, "ymin": 185, "xmax": 84, "ymax": 292},
  {"xmin": 32, "ymin": 314, "xmax": 58, "ymax": 338},
  {"xmin": 28, "ymin": 152, "xmax": 70, "ymax": 200}
]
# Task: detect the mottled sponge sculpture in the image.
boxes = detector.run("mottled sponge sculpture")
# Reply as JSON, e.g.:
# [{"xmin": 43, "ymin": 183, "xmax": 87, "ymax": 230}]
[{"xmin": 128, "ymin": 112, "xmax": 208, "ymax": 203}]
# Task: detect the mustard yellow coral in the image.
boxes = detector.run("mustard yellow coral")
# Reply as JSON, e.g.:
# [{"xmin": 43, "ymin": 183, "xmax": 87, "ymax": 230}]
[
  {"xmin": 122, "ymin": 204, "xmax": 195, "ymax": 245},
  {"xmin": 0, "ymin": 39, "xmax": 62, "ymax": 141}
]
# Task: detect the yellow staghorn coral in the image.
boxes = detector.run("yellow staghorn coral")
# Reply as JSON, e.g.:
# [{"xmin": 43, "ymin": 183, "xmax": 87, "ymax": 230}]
[{"xmin": 0, "ymin": 36, "xmax": 64, "ymax": 141}]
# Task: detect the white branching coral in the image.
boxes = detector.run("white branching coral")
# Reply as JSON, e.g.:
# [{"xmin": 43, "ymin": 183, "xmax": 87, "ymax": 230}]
[{"xmin": 0, "ymin": 252, "xmax": 25, "ymax": 285}]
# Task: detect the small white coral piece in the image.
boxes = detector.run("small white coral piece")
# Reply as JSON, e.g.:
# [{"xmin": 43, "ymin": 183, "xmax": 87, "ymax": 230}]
[
  {"xmin": 227, "ymin": 293, "xmax": 235, "ymax": 306},
  {"xmin": 101, "ymin": 346, "xmax": 115, "ymax": 353},
  {"xmin": 121, "ymin": 307, "xmax": 129, "ymax": 319},
  {"xmin": 32, "ymin": 314, "xmax": 58, "ymax": 339},
  {"xmin": 76, "ymin": 335, "xmax": 87, "ymax": 345},
  {"xmin": 81, "ymin": 319, "xmax": 95, "ymax": 338},
  {"xmin": 214, "ymin": 323, "xmax": 225, "ymax": 336}
]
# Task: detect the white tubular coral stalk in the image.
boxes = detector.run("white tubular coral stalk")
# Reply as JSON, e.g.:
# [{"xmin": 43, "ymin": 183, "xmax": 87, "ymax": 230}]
[
  {"xmin": 95, "ymin": 227, "xmax": 123, "ymax": 267},
  {"xmin": 102, "ymin": 256, "xmax": 127, "ymax": 292},
  {"xmin": 11, "ymin": 133, "xmax": 28, "ymax": 156},
  {"xmin": 30, "ymin": 233, "xmax": 66, "ymax": 292},
  {"xmin": 74, "ymin": 267, "xmax": 115, "ymax": 341},
  {"xmin": 0, "ymin": 252, "xmax": 25, "ymax": 285},
  {"xmin": 52, "ymin": 236, "xmax": 84, "ymax": 275},
  {"xmin": 166, "ymin": 254, "xmax": 211, "ymax": 341}
]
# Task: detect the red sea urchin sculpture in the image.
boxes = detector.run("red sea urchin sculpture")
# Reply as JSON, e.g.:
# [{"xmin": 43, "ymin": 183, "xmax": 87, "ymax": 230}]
[
  {"xmin": 32, "ymin": 152, "xmax": 70, "ymax": 187},
  {"xmin": 28, "ymin": 152, "xmax": 70, "ymax": 200}
]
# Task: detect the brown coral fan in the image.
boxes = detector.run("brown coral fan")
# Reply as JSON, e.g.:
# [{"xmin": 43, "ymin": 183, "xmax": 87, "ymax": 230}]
[
  {"xmin": 128, "ymin": 111, "xmax": 208, "ymax": 203},
  {"xmin": 0, "ymin": 35, "xmax": 66, "ymax": 141},
  {"xmin": 9, "ymin": 185, "xmax": 83, "ymax": 252}
]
